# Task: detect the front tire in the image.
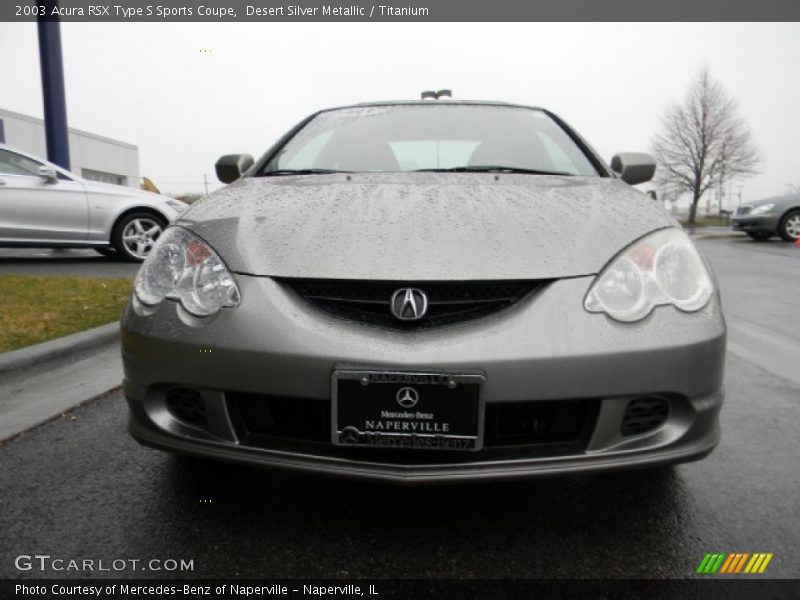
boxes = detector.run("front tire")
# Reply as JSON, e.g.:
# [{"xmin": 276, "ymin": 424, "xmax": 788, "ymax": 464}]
[
  {"xmin": 777, "ymin": 209, "xmax": 800, "ymax": 242},
  {"xmin": 112, "ymin": 212, "xmax": 166, "ymax": 262},
  {"xmin": 746, "ymin": 231, "xmax": 772, "ymax": 241}
]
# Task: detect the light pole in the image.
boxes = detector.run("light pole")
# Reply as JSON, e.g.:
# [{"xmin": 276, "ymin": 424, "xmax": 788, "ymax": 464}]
[{"xmin": 37, "ymin": 1, "xmax": 70, "ymax": 170}]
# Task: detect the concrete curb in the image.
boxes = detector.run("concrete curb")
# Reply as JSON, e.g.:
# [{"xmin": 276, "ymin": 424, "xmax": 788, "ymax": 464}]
[
  {"xmin": 691, "ymin": 233, "xmax": 743, "ymax": 241},
  {"xmin": 0, "ymin": 321, "xmax": 119, "ymax": 376}
]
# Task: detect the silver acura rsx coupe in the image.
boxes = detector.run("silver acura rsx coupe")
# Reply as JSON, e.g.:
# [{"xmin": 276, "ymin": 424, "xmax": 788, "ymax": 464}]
[{"xmin": 121, "ymin": 100, "xmax": 726, "ymax": 483}]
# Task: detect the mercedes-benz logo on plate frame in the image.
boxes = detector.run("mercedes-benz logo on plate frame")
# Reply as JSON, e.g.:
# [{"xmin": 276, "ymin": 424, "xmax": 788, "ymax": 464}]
[
  {"xmin": 340, "ymin": 426, "xmax": 360, "ymax": 444},
  {"xmin": 396, "ymin": 386, "xmax": 419, "ymax": 409},
  {"xmin": 391, "ymin": 288, "xmax": 428, "ymax": 321}
]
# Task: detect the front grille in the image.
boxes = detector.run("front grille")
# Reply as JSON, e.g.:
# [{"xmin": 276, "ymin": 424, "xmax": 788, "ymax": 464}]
[
  {"xmin": 281, "ymin": 278, "xmax": 548, "ymax": 330},
  {"xmin": 166, "ymin": 388, "xmax": 207, "ymax": 426},
  {"xmin": 736, "ymin": 205, "xmax": 753, "ymax": 215},
  {"xmin": 620, "ymin": 396, "xmax": 669, "ymax": 436},
  {"xmin": 227, "ymin": 393, "xmax": 598, "ymax": 463}
]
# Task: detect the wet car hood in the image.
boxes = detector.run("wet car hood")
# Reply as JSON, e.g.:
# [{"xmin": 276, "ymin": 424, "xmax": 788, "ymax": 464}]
[{"xmin": 179, "ymin": 173, "xmax": 676, "ymax": 280}]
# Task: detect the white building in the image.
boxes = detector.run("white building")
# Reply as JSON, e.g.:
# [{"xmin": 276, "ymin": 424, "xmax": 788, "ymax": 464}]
[{"xmin": 0, "ymin": 108, "xmax": 140, "ymax": 188}]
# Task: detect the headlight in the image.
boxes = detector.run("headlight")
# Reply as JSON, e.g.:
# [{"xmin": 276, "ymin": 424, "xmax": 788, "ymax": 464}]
[
  {"xmin": 750, "ymin": 203, "xmax": 775, "ymax": 216},
  {"xmin": 134, "ymin": 227, "xmax": 241, "ymax": 316},
  {"xmin": 584, "ymin": 228, "xmax": 713, "ymax": 322}
]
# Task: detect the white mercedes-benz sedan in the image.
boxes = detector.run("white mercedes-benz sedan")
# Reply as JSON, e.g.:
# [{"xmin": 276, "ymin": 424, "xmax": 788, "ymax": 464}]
[{"xmin": 0, "ymin": 143, "xmax": 187, "ymax": 261}]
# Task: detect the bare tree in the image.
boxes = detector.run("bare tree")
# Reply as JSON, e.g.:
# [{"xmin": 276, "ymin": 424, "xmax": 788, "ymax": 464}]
[{"xmin": 651, "ymin": 67, "xmax": 760, "ymax": 224}]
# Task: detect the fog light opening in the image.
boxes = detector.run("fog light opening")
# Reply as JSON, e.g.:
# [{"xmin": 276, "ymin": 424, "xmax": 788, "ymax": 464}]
[{"xmin": 620, "ymin": 396, "xmax": 669, "ymax": 436}]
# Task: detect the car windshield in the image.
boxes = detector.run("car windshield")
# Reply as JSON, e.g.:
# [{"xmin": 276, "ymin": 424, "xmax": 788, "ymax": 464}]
[{"xmin": 259, "ymin": 104, "xmax": 600, "ymax": 176}]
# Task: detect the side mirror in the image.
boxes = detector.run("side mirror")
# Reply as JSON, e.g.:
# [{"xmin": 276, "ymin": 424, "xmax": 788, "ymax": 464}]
[
  {"xmin": 38, "ymin": 166, "xmax": 58, "ymax": 184},
  {"xmin": 610, "ymin": 153, "xmax": 656, "ymax": 186},
  {"xmin": 215, "ymin": 154, "xmax": 254, "ymax": 184}
]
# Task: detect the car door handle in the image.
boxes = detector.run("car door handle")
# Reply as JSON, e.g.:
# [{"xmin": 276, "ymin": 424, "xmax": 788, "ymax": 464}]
[{"xmin": 0, "ymin": 179, "xmax": 7, "ymax": 185}]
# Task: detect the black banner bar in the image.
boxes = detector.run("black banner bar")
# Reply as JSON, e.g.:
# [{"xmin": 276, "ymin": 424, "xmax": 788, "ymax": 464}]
[
  {"xmin": 4, "ymin": 0, "xmax": 800, "ymax": 23},
  {"xmin": 3, "ymin": 579, "xmax": 800, "ymax": 600}
]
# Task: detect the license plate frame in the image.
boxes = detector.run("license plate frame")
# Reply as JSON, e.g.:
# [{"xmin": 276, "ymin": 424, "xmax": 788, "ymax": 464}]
[{"xmin": 331, "ymin": 369, "xmax": 485, "ymax": 451}]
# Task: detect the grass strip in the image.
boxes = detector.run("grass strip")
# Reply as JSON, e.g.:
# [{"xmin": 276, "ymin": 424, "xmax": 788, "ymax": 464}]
[{"xmin": 0, "ymin": 275, "xmax": 132, "ymax": 353}]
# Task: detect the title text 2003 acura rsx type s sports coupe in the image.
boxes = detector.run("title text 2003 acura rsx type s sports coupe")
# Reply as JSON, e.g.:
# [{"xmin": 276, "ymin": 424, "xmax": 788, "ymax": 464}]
[{"xmin": 121, "ymin": 100, "xmax": 726, "ymax": 483}]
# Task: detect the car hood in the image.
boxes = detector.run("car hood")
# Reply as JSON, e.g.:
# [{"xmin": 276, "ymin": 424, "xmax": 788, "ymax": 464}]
[
  {"xmin": 746, "ymin": 193, "xmax": 799, "ymax": 209},
  {"xmin": 81, "ymin": 179, "xmax": 167, "ymax": 200},
  {"xmin": 179, "ymin": 173, "xmax": 676, "ymax": 280}
]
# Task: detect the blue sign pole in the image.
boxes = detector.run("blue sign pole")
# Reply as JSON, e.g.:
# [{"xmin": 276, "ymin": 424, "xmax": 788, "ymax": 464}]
[{"xmin": 37, "ymin": 6, "xmax": 71, "ymax": 171}]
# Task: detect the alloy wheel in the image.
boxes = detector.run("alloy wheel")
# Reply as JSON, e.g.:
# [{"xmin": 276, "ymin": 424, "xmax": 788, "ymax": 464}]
[
  {"xmin": 785, "ymin": 214, "xmax": 800, "ymax": 240},
  {"xmin": 122, "ymin": 218, "xmax": 163, "ymax": 259}
]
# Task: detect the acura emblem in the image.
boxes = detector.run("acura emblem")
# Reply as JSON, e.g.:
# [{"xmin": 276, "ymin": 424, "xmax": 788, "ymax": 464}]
[
  {"xmin": 396, "ymin": 386, "xmax": 419, "ymax": 409},
  {"xmin": 391, "ymin": 288, "xmax": 428, "ymax": 321}
]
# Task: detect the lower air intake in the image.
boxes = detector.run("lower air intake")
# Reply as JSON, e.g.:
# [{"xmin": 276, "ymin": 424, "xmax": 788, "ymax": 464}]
[
  {"xmin": 166, "ymin": 388, "xmax": 207, "ymax": 426},
  {"xmin": 621, "ymin": 396, "xmax": 669, "ymax": 436}
]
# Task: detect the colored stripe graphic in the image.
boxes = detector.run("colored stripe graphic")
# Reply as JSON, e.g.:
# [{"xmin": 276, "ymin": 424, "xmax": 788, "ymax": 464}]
[
  {"xmin": 745, "ymin": 553, "xmax": 774, "ymax": 574},
  {"xmin": 745, "ymin": 554, "xmax": 761, "ymax": 574},
  {"xmin": 696, "ymin": 553, "xmax": 713, "ymax": 573},
  {"xmin": 734, "ymin": 553, "xmax": 749, "ymax": 573},
  {"xmin": 759, "ymin": 553, "xmax": 774, "ymax": 573},
  {"xmin": 720, "ymin": 553, "xmax": 741, "ymax": 574},
  {"xmin": 699, "ymin": 552, "xmax": 773, "ymax": 575},
  {"xmin": 711, "ymin": 554, "xmax": 725, "ymax": 573},
  {"xmin": 719, "ymin": 554, "xmax": 736, "ymax": 574},
  {"xmin": 697, "ymin": 553, "xmax": 727, "ymax": 574},
  {"xmin": 726, "ymin": 553, "xmax": 741, "ymax": 573}
]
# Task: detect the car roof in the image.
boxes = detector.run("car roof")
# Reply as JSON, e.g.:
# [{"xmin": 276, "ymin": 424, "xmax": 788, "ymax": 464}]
[{"xmin": 317, "ymin": 99, "xmax": 545, "ymax": 113}]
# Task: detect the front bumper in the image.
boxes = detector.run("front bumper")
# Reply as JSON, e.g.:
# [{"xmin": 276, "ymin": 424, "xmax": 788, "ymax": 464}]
[
  {"xmin": 121, "ymin": 275, "xmax": 726, "ymax": 483},
  {"xmin": 731, "ymin": 214, "xmax": 779, "ymax": 233}
]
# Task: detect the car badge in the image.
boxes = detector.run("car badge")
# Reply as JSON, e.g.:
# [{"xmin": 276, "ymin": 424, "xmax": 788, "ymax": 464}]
[
  {"xmin": 390, "ymin": 288, "xmax": 428, "ymax": 320},
  {"xmin": 396, "ymin": 387, "xmax": 419, "ymax": 409}
]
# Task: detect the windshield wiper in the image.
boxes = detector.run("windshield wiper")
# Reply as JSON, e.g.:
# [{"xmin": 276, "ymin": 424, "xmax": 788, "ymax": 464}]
[
  {"xmin": 414, "ymin": 166, "xmax": 572, "ymax": 176},
  {"xmin": 261, "ymin": 169, "xmax": 348, "ymax": 176}
]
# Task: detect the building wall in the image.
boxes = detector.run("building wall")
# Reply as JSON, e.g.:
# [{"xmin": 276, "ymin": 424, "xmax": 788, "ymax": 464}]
[{"xmin": 0, "ymin": 108, "xmax": 140, "ymax": 188}]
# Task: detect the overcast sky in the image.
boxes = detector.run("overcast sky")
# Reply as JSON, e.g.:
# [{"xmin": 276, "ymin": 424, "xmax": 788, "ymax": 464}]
[{"xmin": 1, "ymin": 22, "xmax": 798, "ymax": 204}]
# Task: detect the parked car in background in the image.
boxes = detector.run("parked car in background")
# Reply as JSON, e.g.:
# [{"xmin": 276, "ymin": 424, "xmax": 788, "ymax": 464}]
[
  {"xmin": 731, "ymin": 194, "xmax": 800, "ymax": 242},
  {"xmin": 122, "ymin": 99, "xmax": 726, "ymax": 483},
  {"xmin": 0, "ymin": 144, "xmax": 187, "ymax": 261}
]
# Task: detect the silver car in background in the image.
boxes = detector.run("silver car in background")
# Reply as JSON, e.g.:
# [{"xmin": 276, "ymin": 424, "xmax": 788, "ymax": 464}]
[
  {"xmin": 0, "ymin": 144, "xmax": 187, "ymax": 261},
  {"xmin": 731, "ymin": 193, "xmax": 800, "ymax": 242},
  {"xmin": 122, "ymin": 100, "xmax": 726, "ymax": 483}
]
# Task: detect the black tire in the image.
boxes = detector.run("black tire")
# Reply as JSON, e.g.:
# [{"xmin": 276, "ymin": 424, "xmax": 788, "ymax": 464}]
[
  {"xmin": 746, "ymin": 231, "xmax": 773, "ymax": 241},
  {"xmin": 777, "ymin": 209, "xmax": 800, "ymax": 242},
  {"xmin": 94, "ymin": 247, "xmax": 117, "ymax": 257},
  {"xmin": 111, "ymin": 212, "xmax": 167, "ymax": 262}
]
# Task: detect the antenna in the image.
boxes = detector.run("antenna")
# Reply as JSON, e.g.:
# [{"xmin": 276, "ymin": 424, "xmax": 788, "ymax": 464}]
[{"xmin": 420, "ymin": 90, "xmax": 453, "ymax": 100}]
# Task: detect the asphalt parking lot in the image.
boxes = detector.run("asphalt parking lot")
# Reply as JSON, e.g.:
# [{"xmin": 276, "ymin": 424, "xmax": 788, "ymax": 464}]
[
  {"xmin": 0, "ymin": 248, "xmax": 140, "ymax": 278},
  {"xmin": 1, "ymin": 236, "xmax": 798, "ymax": 580}
]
